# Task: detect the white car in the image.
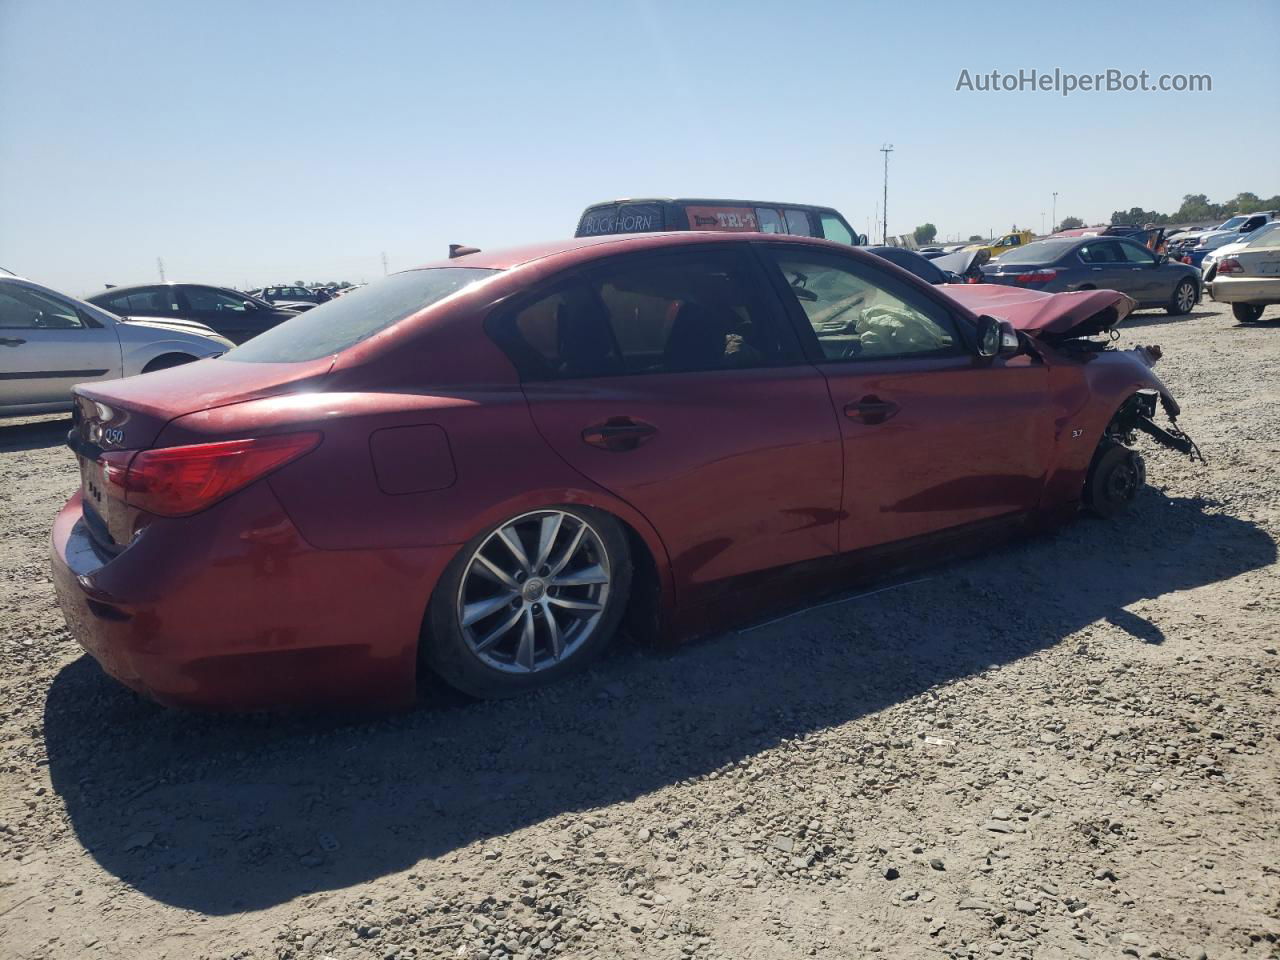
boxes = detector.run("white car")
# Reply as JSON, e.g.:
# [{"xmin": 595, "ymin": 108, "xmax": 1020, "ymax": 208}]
[
  {"xmin": 1202, "ymin": 221, "xmax": 1280, "ymax": 281},
  {"xmin": 0, "ymin": 274, "xmax": 232, "ymax": 417},
  {"xmin": 1207, "ymin": 232, "xmax": 1280, "ymax": 322}
]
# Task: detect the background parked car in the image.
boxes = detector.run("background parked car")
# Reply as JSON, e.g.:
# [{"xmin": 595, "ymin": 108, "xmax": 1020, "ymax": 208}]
[
  {"xmin": 1201, "ymin": 221, "xmax": 1280, "ymax": 282},
  {"xmin": 865, "ymin": 246, "xmax": 962, "ymax": 284},
  {"xmin": 981, "ymin": 236, "xmax": 1200, "ymax": 314},
  {"xmin": 1180, "ymin": 213, "xmax": 1278, "ymax": 269},
  {"xmin": 964, "ymin": 229, "xmax": 1034, "ymax": 260},
  {"xmin": 87, "ymin": 283, "xmax": 300, "ymax": 344},
  {"xmin": 251, "ymin": 285, "xmax": 332, "ymax": 309},
  {"xmin": 574, "ymin": 197, "xmax": 867, "ymax": 245},
  {"xmin": 1167, "ymin": 212, "xmax": 1275, "ymax": 258},
  {"xmin": 0, "ymin": 275, "xmax": 229, "ymax": 417},
  {"xmin": 1208, "ymin": 231, "xmax": 1280, "ymax": 322}
]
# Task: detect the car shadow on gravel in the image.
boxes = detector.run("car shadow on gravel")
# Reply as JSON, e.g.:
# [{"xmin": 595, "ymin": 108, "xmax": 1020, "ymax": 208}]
[
  {"xmin": 42, "ymin": 491, "xmax": 1275, "ymax": 915},
  {"xmin": 1124, "ymin": 309, "xmax": 1214, "ymax": 328},
  {"xmin": 0, "ymin": 415, "xmax": 70, "ymax": 452}
]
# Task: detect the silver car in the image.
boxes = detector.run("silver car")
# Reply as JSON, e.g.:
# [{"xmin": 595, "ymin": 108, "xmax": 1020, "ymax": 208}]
[{"xmin": 0, "ymin": 274, "xmax": 232, "ymax": 418}]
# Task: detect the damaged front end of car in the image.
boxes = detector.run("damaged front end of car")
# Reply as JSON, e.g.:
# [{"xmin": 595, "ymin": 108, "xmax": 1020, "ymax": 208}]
[{"xmin": 1106, "ymin": 357, "xmax": 1204, "ymax": 462}]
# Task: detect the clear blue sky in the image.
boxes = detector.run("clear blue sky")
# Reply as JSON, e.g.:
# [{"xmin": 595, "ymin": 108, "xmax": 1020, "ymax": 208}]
[{"xmin": 2, "ymin": 0, "xmax": 1277, "ymax": 294}]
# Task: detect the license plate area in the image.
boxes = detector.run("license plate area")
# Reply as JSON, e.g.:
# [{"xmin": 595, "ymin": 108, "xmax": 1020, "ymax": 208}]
[{"xmin": 78, "ymin": 455, "xmax": 125, "ymax": 550}]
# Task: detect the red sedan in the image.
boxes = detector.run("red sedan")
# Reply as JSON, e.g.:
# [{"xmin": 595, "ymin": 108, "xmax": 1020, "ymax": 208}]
[{"xmin": 51, "ymin": 233, "xmax": 1198, "ymax": 709}]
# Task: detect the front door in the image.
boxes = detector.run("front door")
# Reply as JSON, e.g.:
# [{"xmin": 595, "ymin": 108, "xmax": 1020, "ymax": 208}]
[
  {"xmin": 178, "ymin": 286, "xmax": 271, "ymax": 343},
  {"xmin": 488, "ymin": 246, "xmax": 844, "ymax": 603},
  {"xmin": 1114, "ymin": 238, "xmax": 1167, "ymax": 304},
  {"xmin": 757, "ymin": 245, "xmax": 1053, "ymax": 552},
  {"xmin": 0, "ymin": 284, "xmax": 121, "ymax": 408}
]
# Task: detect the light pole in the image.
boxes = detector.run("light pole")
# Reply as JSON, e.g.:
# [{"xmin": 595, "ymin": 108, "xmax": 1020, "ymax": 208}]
[
  {"xmin": 1052, "ymin": 192, "xmax": 1058, "ymax": 232},
  {"xmin": 880, "ymin": 144, "xmax": 893, "ymax": 245}
]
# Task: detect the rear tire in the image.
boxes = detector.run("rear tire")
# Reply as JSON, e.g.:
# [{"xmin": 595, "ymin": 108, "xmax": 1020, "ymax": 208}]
[
  {"xmin": 422, "ymin": 506, "xmax": 632, "ymax": 699},
  {"xmin": 1084, "ymin": 443, "xmax": 1146, "ymax": 517},
  {"xmin": 1232, "ymin": 302, "xmax": 1265, "ymax": 323},
  {"xmin": 1166, "ymin": 279, "xmax": 1196, "ymax": 315},
  {"xmin": 141, "ymin": 353, "xmax": 196, "ymax": 373}
]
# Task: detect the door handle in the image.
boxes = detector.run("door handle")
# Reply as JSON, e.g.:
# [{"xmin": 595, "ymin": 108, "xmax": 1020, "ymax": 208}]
[
  {"xmin": 0, "ymin": 337, "xmax": 26, "ymax": 347},
  {"xmin": 844, "ymin": 396, "xmax": 899, "ymax": 425},
  {"xmin": 581, "ymin": 417, "xmax": 657, "ymax": 452}
]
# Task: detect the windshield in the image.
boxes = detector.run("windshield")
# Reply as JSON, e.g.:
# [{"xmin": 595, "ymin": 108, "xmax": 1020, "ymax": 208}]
[
  {"xmin": 224, "ymin": 267, "xmax": 500, "ymax": 363},
  {"xmin": 1218, "ymin": 216, "xmax": 1247, "ymax": 230},
  {"xmin": 990, "ymin": 239, "xmax": 1075, "ymax": 265}
]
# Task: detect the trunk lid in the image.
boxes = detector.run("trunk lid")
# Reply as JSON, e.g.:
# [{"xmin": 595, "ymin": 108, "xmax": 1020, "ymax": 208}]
[
  {"xmin": 69, "ymin": 356, "xmax": 333, "ymax": 549},
  {"xmin": 941, "ymin": 286, "xmax": 1136, "ymax": 339},
  {"xmin": 71, "ymin": 355, "xmax": 333, "ymax": 452}
]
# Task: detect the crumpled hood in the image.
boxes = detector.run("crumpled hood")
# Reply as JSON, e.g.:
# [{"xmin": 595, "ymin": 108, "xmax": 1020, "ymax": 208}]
[{"xmin": 940, "ymin": 285, "xmax": 1136, "ymax": 339}]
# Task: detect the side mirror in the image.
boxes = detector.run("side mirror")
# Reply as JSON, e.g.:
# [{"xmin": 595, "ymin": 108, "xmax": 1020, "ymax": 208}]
[
  {"xmin": 976, "ymin": 315, "xmax": 1020, "ymax": 358},
  {"xmin": 242, "ymin": 300, "xmax": 258, "ymax": 310}
]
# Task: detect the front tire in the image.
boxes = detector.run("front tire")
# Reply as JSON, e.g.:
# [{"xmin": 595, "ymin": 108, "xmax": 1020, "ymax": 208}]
[
  {"xmin": 1167, "ymin": 279, "xmax": 1196, "ymax": 315},
  {"xmin": 1084, "ymin": 443, "xmax": 1146, "ymax": 517},
  {"xmin": 422, "ymin": 506, "xmax": 632, "ymax": 698},
  {"xmin": 1232, "ymin": 302, "xmax": 1265, "ymax": 323}
]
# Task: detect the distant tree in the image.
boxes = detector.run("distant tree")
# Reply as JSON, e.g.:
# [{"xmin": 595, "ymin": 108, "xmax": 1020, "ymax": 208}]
[
  {"xmin": 1057, "ymin": 216, "xmax": 1085, "ymax": 230},
  {"xmin": 913, "ymin": 223, "xmax": 938, "ymax": 245},
  {"xmin": 294, "ymin": 279, "xmax": 305, "ymax": 287},
  {"xmin": 968, "ymin": 234, "xmax": 984, "ymax": 242}
]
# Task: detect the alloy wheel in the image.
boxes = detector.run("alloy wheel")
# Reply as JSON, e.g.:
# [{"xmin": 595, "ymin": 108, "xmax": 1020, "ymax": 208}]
[
  {"xmin": 456, "ymin": 510, "xmax": 611, "ymax": 674},
  {"xmin": 1177, "ymin": 281, "xmax": 1195, "ymax": 313}
]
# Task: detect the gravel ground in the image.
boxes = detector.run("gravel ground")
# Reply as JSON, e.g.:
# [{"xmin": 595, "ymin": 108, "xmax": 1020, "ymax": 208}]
[{"xmin": 1, "ymin": 298, "xmax": 1277, "ymax": 960}]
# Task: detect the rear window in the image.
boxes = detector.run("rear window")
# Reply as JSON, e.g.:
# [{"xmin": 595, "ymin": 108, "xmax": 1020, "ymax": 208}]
[
  {"xmin": 992, "ymin": 239, "xmax": 1076, "ymax": 265},
  {"xmin": 224, "ymin": 267, "xmax": 499, "ymax": 363}
]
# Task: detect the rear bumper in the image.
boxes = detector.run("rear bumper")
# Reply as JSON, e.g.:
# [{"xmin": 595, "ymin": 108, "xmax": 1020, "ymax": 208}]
[
  {"xmin": 50, "ymin": 484, "xmax": 458, "ymax": 710},
  {"xmin": 1208, "ymin": 276, "xmax": 1280, "ymax": 305}
]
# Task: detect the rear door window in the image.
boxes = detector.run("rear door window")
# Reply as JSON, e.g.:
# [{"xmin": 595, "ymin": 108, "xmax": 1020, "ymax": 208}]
[
  {"xmin": 99, "ymin": 286, "xmax": 179, "ymax": 314},
  {"xmin": 490, "ymin": 249, "xmax": 802, "ymax": 379},
  {"xmin": 784, "ymin": 209, "xmax": 813, "ymax": 236},
  {"xmin": 754, "ymin": 208, "xmax": 785, "ymax": 233}
]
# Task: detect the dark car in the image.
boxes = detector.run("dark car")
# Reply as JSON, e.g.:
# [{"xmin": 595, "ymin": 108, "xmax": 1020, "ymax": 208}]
[
  {"xmin": 575, "ymin": 197, "xmax": 867, "ymax": 245},
  {"xmin": 53, "ymin": 232, "xmax": 1199, "ymax": 710},
  {"xmin": 981, "ymin": 237, "xmax": 1200, "ymax": 314},
  {"xmin": 87, "ymin": 284, "xmax": 300, "ymax": 344},
  {"xmin": 255, "ymin": 285, "xmax": 333, "ymax": 307},
  {"xmin": 864, "ymin": 246, "xmax": 956, "ymax": 284}
]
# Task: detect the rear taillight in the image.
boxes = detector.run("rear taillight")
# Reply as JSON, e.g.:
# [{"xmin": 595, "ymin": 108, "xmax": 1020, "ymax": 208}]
[
  {"xmin": 1216, "ymin": 258, "xmax": 1242, "ymax": 275},
  {"xmin": 1181, "ymin": 255, "xmax": 1193, "ymax": 264},
  {"xmin": 104, "ymin": 432, "xmax": 321, "ymax": 517},
  {"xmin": 1014, "ymin": 269, "xmax": 1057, "ymax": 284}
]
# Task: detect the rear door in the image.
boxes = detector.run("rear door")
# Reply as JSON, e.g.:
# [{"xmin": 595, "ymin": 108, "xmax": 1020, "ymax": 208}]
[
  {"xmin": 0, "ymin": 283, "xmax": 121, "ymax": 408},
  {"xmin": 1075, "ymin": 240, "xmax": 1132, "ymax": 294},
  {"xmin": 757, "ymin": 245, "xmax": 1052, "ymax": 551},
  {"xmin": 488, "ymin": 246, "xmax": 844, "ymax": 604}
]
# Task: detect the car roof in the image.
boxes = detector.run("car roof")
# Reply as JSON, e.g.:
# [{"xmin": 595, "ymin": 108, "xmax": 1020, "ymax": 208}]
[
  {"xmin": 90, "ymin": 282, "xmax": 230, "ymax": 295},
  {"xmin": 583, "ymin": 197, "xmax": 844, "ymax": 214},
  {"xmin": 411, "ymin": 231, "xmax": 855, "ymax": 272}
]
